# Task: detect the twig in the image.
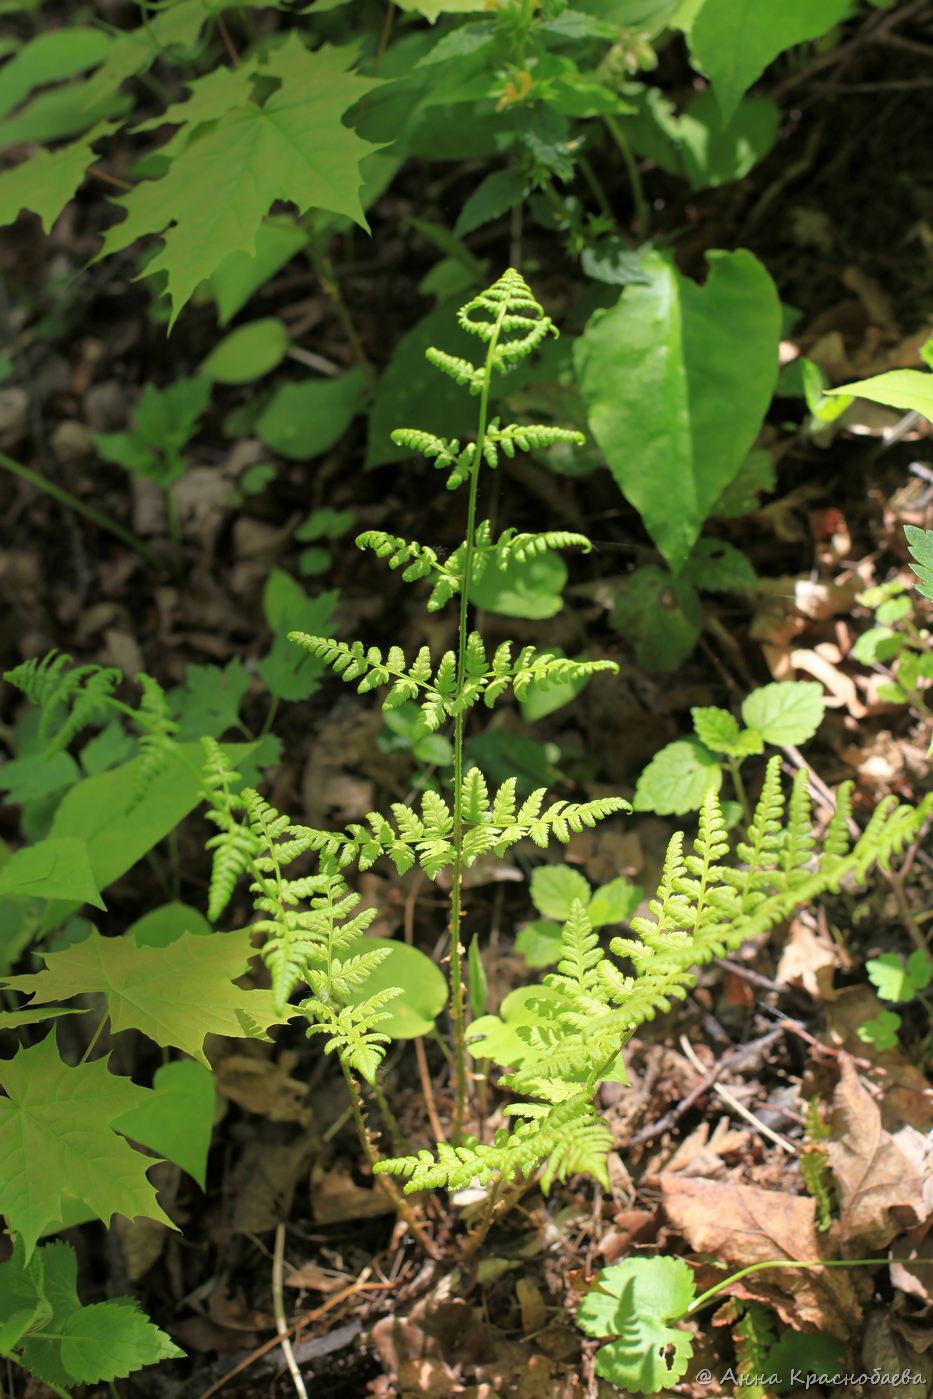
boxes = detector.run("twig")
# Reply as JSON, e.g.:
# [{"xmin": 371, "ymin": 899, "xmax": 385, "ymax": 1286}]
[
  {"xmin": 273, "ymin": 1224, "xmax": 309, "ymax": 1399},
  {"xmin": 193, "ymin": 1276, "xmax": 393, "ymax": 1399},
  {"xmin": 677, "ymin": 1035, "xmax": 797, "ymax": 1154}
]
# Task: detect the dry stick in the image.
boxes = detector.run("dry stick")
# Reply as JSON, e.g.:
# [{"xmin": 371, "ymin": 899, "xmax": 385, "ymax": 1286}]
[
  {"xmin": 273, "ymin": 1224, "xmax": 310, "ymax": 1399},
  {"xmin": 217, "ymin": 13, "xmax": 241, "ymax": 67},
  {"xmin": 404, "ymin": 873, "xmax": 446, "ymax": 1144},
  {"xmin": 86, "ymin": 164, "xmax": 134, "ymax": 192},
  {"xmin": 193, "ymin": 1277, "xmax": 392, "ymax": 1399},
  {"xmin": 677, "ymin": 1035, "xmax": 797, "ymax": 1155}
]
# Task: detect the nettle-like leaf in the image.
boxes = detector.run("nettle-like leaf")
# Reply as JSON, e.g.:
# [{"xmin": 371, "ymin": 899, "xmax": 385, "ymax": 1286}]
[
  {"xmin": 866, "ymin": 950, "xmax": 931, "ymax": 1003},
  {"xmin": 634, "ymin": 738, "xmax": 722, "ymax": 815},
  {"xmin": 741, "ymin": 680, "xmax": 824, "ymax": 746},
  {"xmin": 577, "ymin": 1257, "xmax": 696, "ymax": 1393},
  {"xmin": 1, "ymin": 928, "xmax": 290, "ymax": 1066},
  {"xmin": 0, "ymin": 1237, "xmax": 183, "ymax": 1388},
  {"xmin": 0, "ymin": 1035, "xmax": 176, "ymax": 1258}
]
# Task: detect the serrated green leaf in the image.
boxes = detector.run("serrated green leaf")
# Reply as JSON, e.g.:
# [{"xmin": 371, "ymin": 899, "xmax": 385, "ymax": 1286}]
[
  {"xmin": 633, "ymin": 738, "xmax": 722, "ymax": 815},
  {"xmin": 169, "ymin": 658, "xmax": 250, "ymax": 741},
  {"xmin": 574, "ymin": 249, "xmax": 779, "ymax": 570},
  {"xmin": 530, "ymin": 865, "xmax": 592, "ymax": 920},
  {"xmin": 97, "ymin": 35, "xmax": 381, "ymax": 325},
  {"xmin": 201, "ymin": 317, "xmax": 289, "ymax": 384},
  {"xmin": 905, "ymin": 525, "xmax": 933, "ymax": 601},
  {"xmin": 682, "ymin": 537, "xmax": 758, "ymax": 591},
  {"xmin": 691, "ymin": 706, "xmax": 740, "ymax": 753},
  {"xmin": 0, "ymin": 29, "xmax": 114, "ymax": 119},
  {"xmin": 514, "ymin": 919, "xmax": 564, "ymax": 968},
  {"xmin": 741, "ymin": 680, "xmax": 824, "ymax": 746},
  {"xmin": 610, "ymin": 566, "xmax": 702, "ymax": 672},
  {"xmin": 259, "ymin": 575, "xmax": 338, "ymax": 700},
  {"xmin": 866, "ymin": 951, "xmax": 931, "ymax": 1003},
  {"xmin": 453, "ymin": 166, "xmax": 528, "ymax": 238},
  {"xmin": 587, "ymin": 877, "xmax": 641, "ymax": 927},
  {"xmin": 577, "ymin": 1256, "xmax": 695, "ymax": 1394},
  {"xmin": 856, "ymin": 1010, "xmax": 901, "ymax": 1052},
  {"xmin": 0, "ymin": 120, "xmax": 112, "ymax": 233},
  {"xmin": 1, "ymin": 928, "xmax": 288, "ymax": 1066},
  {"xmin": 0, "ymin": 1036, "xmax": 176, "ymax": 1259},
  {"xmin": 0, "ymin": 837, "xmax": 104, "ymax": 908}
]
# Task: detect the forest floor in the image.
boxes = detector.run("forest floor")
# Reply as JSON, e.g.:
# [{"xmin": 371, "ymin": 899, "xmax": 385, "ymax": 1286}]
[{"xmin": 2, "ymin": 9, "xmax": 933, "ymax": 1399}]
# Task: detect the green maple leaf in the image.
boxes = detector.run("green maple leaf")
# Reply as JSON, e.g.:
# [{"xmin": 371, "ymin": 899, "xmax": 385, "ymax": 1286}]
[
  {"xmin": 0, "ymin": 1238, "xmax": 182, "ymax": 1388},
  {"xmin": 2, "ymin": 928, "xmax": 291, "ymax": 1066},
  {"xmin": 0, "ymin": 1036, "xmax": 176, "ymax": 1259},
  {"xmin": 0, "ymin": 120, "xmax": 113, "ymax": 232},
  {"xmin": 99, "ymin": 35, "xmax": 381, "ymax": 325}
]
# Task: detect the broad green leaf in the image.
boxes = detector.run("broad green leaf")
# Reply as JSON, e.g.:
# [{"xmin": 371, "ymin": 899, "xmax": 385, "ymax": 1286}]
[
  {"xmin": 767, "ymin": 1331, "xmax": 847, "ymax": 1393},
  {"xmin": 741, "ymin": 680, "xmax": 824, "ymax": 746},
  {"xmin": 0, "ymin": 1239, "xmax": 182, "ymax": 1387},
  {"xmin": 577, "ymin": 1256, "xmax": 695, "ymax": 1393},
  {"xmin": 711, "ymin": 448, "xmax": 774, "ymax": 517},
  {"xmin": 857, "ymin": 1009, "xmax": 901, "ymax": 1052},
  {"xmin": 0, "ymin": 29, "xmax": 115, "ymax": 119},
  {"xmin": 0, "ymin": 1234, "xmax": 51, "ymax": 1355},
  {"xmin": 587, "ymin": 878, "xmax": 642, "ymax": 927},
  {"xmin": 95, "ymin": 376, "xmax": 210, "ymax": 485},
  {"xmin": 0, "ymin": 837, "xmax": 104, "ymax": 908},
  {"xmin": 342, "ymin": 937, "xmax": 447, "ymax": 1038},
  {"xmin": 200, "ymin": 318, "xmax": 289, "ymax": 384},
  {"xmin": 628, "ymin": 86, "xmax": 778, "ymax": 189},
  {"xmin": 255, "ymin": 368, "xmax": 366, "ymax": 459},
  {"xmin": 0, "ymin": 750, "xmax": 79, "ymax": 804},
  {"xmin": 259, "ymin": 573, "xmax": 338, "ymax": 701},
  {"xmin": 469, "ymin": 552, "xmax": 568, "ymax": 619},
  {"xmin": 633, "ymin": 738, "xmax": 722, "ymax": 815},
  {"xmin": 610, "ymin": 566, "xmax": 702, "ymax": 671},
  {"xmin": 906, "ymin": 525, "xmax": 933, "ymax": 602},
  {"xmin": 519, "ymin": 651, "xmax": 591, "ymax": 722},
  {"xmin": 211, "ymin": 218, "xmax": 311, "ymax": 325},
  {"xmin": 98, "ymin": 36, "xmax": 381, "ymax": 325},
  {"xmin": 681, "ymin": 537, "xmax": 757, "ymax": 591},
  {"xmin": 574, "ymin": 249, "xmax": 780, "ymax": 570},
  {"xmin": 690, "ymin": 706, "xmax": 764, "ymax": 760},
  {"xmin": 0, "ymin": 121, "xmax": 112, "ymax": 233},
  {"xmin": 46, "ymin": 743, "xmax": 254, "ymax": 919},
  {"xmin": 677, "ymin": 0, "xmax": 851, "ymax": 125},
  {"xmin": 0, "ymin": 1006, "xmax": 85, "ymax": 1030},
  {"xmin": 514, "ymin": 919, "xmax": 564, "ymax": 968},
  {"xmin": 0, "ymin": 1035, "xmax": 176, "ymax": 1258},
  {"xmin": 467, "ymin": 985, "xmax": 568, "ymax": 1066},
  {"xmin": 127, "ymin": 901, "xmax": 211, "ymax": 947},
  {"xmin": 2, "ymin": 927, "xmax": 287, "ymax": 1066},
  {"xmin": 850, "ymin": 626, "xmax": 901, "ymax": 666},
  {"xmin": 530, "ymin": 865, "xmax": 592, "ymax": 921},
  {"xmin": 113, "ymin": 1059, "xmax": 214, "ymax": 1188}
]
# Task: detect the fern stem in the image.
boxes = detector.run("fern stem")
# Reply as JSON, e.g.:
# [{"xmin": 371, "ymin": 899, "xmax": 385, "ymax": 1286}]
[
  {"xmin": 339, "ymin": 1059, "xmax": 439, "ymax": 1259},
  {"xmin": 449, "ymin": 291, "xmax": 511, "ymax": 1145},
  {"xmin": 0, "ymin": 450, "xmax": 166, "ymax": 570},
  {"xmin": 369, "ymin": 1080, "xmax": 411, "ymax": 1156}
]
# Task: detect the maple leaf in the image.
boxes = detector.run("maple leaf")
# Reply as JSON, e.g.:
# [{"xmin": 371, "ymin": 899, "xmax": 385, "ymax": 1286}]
[
  {"xmin": 0, "ymin": 120, "xmax": 112, "ymax": 232},
  {"xmin": 2, "ymin": 928, "xmax": 290, "ymax": 1066},
  {"xmin": 99, "ymin": 34, "xmax": 381, "ymax": 325},
  {"xmin": 0, "ymin": 1238, "xmax": 182, "ymax": 1387},
  {"xmin": 0, "ymin": 1036, "xmax": 176, "ymax": 1259}
]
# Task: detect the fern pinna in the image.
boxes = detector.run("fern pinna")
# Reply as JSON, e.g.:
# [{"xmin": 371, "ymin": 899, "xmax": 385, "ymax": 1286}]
[
  {"xmin": 289, "ymin": 269, "xmax": 627, "ymax": 1135},
  {"xmin": 376, "ymin": 759, "xmax": 932, "ymax": 1195}
]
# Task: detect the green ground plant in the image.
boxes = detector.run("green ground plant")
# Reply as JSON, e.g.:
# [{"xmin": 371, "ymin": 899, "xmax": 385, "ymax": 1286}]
[
  {"xmin": 0, "ymin": 0, "xmax": 867, "ymax": 665},
  {"xmin": 3, "ymin": 274, "xmax": 932, "ymax": 1393}
]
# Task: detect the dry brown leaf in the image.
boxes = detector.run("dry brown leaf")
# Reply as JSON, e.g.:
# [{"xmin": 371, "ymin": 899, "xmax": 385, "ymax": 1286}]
[
  {"xmin": 827, "ymin": 1058, "xmax": 929, "ymax": 1254},
  {"xmin": 775, "ymin": 916, "xmax": 846, "ymax": 1001},
  {"xmin": 284, "ymin": 1260, "xmax": 350, "ymax": 1293},
  {"xmin": 310, "ymin": 1161, "xmax": 396, "ymax": 1225},
  {"xmin": 824, "ymin": 989, "xmax": 933, "ymax": 1132},
  {"xmin": 229, "ymin": 1132, "xmax": 319, "ymax": 1234},
  {"xmin": 213, "ymin": 1050, "xmax": 312, "ymax": 1125},
  {"xmin": 660, "ymin": 1174, "xmax": 861, "ymax": 1335}
]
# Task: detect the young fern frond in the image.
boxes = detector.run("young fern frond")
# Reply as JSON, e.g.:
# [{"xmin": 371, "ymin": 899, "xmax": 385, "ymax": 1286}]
[
  {"xmin": 5, "ymin": 650, "xmax": 123, "ymax": 754},
  {"xmin": 379, "ymin": 759, "xmax": 933, "ymax": 1194},
  {"xmin": 131, "ymin": 673, "xmax": 178, "ymax": 805},
  {"xmin": 201, "ymin": 738, "xmax": 257, "ymax": 923}
]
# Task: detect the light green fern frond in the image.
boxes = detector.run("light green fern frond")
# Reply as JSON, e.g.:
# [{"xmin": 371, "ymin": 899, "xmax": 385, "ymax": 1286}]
[
  {"xmin": 131, "ymin": 673, "xmax": 178, "ymax": 805},
  {"xmin": 5, "ymin": 650, "xmax": 123, "ymax": 754}
]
